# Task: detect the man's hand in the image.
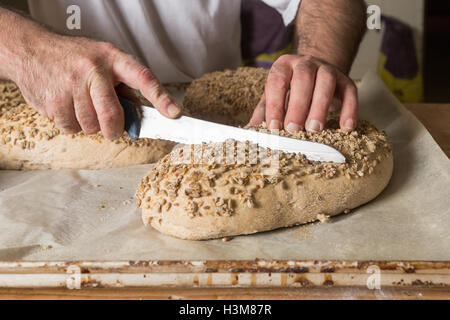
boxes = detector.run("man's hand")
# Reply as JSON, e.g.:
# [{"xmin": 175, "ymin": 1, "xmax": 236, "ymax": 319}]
[
  {"xmin": 248, "ymin": 54, "xmax": 358, "ymax": 133},
  {"xmin": 0, "ymin": 8, "xmax": 182, "ymax": 140},
  {"xmin": 249, "ymin": 0, "xmax": 365, "ymax": 133},
  {"xmin": 17, "ymin": 36, "xmax": 182, "ymax": 140}
]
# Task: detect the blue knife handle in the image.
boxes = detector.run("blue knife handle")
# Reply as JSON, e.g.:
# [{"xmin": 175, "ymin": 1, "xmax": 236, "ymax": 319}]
[{"xmin": 118, "ymin": 95, "xmax": 141, "ymax": 140}]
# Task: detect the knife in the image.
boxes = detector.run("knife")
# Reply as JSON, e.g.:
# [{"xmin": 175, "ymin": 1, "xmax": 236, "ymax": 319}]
[{"xmin": 119, "ymin": 97, "xmax": 345, "ymax": 163}]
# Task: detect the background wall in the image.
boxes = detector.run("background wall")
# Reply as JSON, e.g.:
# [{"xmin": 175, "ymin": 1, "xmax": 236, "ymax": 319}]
[
  {"xmin": 0, "ymin": 0, "xmax": 28, "ymax": 12},
  {"xmin": 350, "ymin": 0, "xmax": 424, "ymax": 80},
  {"xmin": 424, "ymin": 0, "xmax": 450, "ymax": 102}
]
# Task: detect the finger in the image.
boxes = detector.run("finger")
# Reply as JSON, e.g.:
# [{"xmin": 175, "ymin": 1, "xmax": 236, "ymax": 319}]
[
  {"xmin": 115, "ymin": 83, "xmax": 141, "ymax": 104},
  {"xmin": 337, "ymin": 75, "xmax": 358, "ymax": 132},
  {"xmin": 283, "ymin": 61, "xmax": 317, "ymax": 133},
  {"xmin": 248, "ymin": 94, "xmax": 266, "ymax": 126},
  {"xmin": 265, "ymin": 59, "xmax": 293, "ymax": 130},
  {"xmin": 47, "ymin": 98, "xmax": 81, "ymax": 134},
  {"xmin": 305, "ymin": 65, "xmax": 337, "ymax": 132},
  {"xmin": 88, "ymin": 70, "xmax": 124, "ymax": 140},
  {"xmin": 73, "ymin": 87, "xmax": 100, "ymax": 134},
  {"xmin": 112, "ymin": 52, "xmax": 181, "ymax": 118}
]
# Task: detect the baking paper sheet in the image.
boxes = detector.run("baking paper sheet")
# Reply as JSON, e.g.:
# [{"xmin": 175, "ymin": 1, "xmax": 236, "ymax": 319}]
[{"xmin": 0, "ymin": 72, "xmax": 449, "ymax": 261}]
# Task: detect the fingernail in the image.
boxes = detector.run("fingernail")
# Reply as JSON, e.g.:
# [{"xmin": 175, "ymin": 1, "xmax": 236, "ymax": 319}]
[
  {"xmin": 286, "ymin": 122, "xmax": 301, "ymax": 134},
  {"xmin": 344, "ymin": 119, "xmax": 355, "ymax": 131},
  {"xmin": 269, "ymin": 120, "xmax": 281, "ymax": 130},
  {"xmin": 167, "ymin": 103, "xmax": 181, "ymax": 118},
  {"xmin": 306, "ymin": 120, "xmax": 322, "ymax": 132}
]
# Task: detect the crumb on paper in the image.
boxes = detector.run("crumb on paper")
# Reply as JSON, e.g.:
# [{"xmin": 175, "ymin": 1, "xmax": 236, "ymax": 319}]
[
  {"xmin": 98, "ymin": 198, "xmax": 132, "ymax": 212},
  {"xmin": 98, "ymin": 200, "xmax": 108, "ymax": 211},
  {"xmin": 317, "ymin": 214, "xmax": 330, "ymax": 223}
]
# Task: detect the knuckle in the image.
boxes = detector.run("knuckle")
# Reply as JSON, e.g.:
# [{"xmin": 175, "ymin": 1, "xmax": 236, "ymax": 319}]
[
  {"xmin": 275, "ymin": 54, "xmax": 294, "ymax": 64},
  {"xmin": 294, "ymin": 63, "xmax": 316, "ymax": 81},
  {"xmin": 97, "ymin": 107, "xmax": 121, "ymax": 123},
  {"xmin": 47, "ymin": 99, "xmax": 67, "ymax": 116},
  {"xmin": 295, "ymin": 59, "xmax": 316, "ymax": 72},
  {"xmin": 77, "ymin": 56, "xmax": 100, "ymax": 72},
  {"xmin": 98, "ymin": 42, "xmax": 121, "ymax": 60},
  {"xmin": 269, "ymin": 61, "xmax": 291, "ymax": 77},
  {"xmin": 78, "ymin": 113, "xmax": 99, "ymax": 133},
  {"xmin": 92, "ymin": 91, "xmax": 113, "ymax": 105},
  {"xmin": 99, "ymin": 41, "xmax": 118, "ymax": 52},
  {"xmin": 149, "ymin": 87, "xmax": 171, "ymax": 109},
  {"xmin": 137, "ymin": 67, "xmax": 156, "ymax": 85},
  {"xmin": 67, "ymin": 73, "xmax": 81, "ymax": 86},
  {"xmin": 148, "ymin": 84, "xmax": 166, "ymax": 103},
  {"xmin": 320, "ymin": 65, "xmax": 337, "ymax": 79},
  {"xmin": 266, "ymin": 73, "xmax": 289, "ymax": 91},
  {"xmin": 118, "ymin": 55, "xmax": 135, "ymax": 70},
  {"xmin": 300, "ymin": 54, "xmax": 315, "ymax": 62}
]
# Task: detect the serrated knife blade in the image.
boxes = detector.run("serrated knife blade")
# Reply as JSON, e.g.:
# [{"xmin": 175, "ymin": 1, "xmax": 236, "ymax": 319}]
[{"xmin": 119, "ymin": 97, "xmax": 345, "ymax": 163}]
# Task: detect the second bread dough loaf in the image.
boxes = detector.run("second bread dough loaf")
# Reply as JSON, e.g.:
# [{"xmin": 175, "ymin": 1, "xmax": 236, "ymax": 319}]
[
  {"xmin": 0, "ymin": 81, "xmax": 175, "ymax": 170},
  {"xmin": 183, "ymin": 67, "xmax": 268, "ymax": 126}
]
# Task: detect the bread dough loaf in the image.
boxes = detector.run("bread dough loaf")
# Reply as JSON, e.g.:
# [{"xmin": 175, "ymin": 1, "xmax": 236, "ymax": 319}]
[
  {"xmin": 136, "ymin": 119, "xmax": 394, "ymax": 240},
  {"xmin": 183, "ymin": 67, "xmax": 268, "ymax": 126},
  {"xmin": 0, "ymin": 81, "xmax": 175, "ymax": 170}
]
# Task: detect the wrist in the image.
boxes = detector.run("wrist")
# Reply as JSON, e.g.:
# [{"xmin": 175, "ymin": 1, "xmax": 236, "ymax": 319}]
[
  {"xmin": 0, "ymin": 8, "xmax": 56, "ymax": 82},
  {"xmin": 297, "ymin": 48, "xmax": 351, "ymax": 75}
]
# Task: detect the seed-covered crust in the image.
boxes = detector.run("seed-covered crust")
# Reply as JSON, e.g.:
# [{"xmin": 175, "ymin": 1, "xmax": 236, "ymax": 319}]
[
  {"xmin": 183, "ymin": 67, "xmax": 268, "ymax": 126},
  {"xmin": 0, "ymin": 81, "xmax": 175, "ymax": 170},
  {"xmin": 136, "ymin": 119, "xmax": 394, "ymax": 240}
]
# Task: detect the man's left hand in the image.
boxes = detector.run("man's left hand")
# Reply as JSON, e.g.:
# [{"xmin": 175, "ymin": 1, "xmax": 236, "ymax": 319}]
[{"xmin": 248, "ymin": 54, "xmax": 358, "ymax": 133}]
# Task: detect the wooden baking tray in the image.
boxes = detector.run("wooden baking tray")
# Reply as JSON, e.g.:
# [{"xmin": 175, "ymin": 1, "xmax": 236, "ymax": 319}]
[
  {"xmin": 0, "ymin": 260, "xmax": 448, "ymax": 292},
  {"xmin": 1, "ymin": 87, "xmax": 449, "ymax": 299}
]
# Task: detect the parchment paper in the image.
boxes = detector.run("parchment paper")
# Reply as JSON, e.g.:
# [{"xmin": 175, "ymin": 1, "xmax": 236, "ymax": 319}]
[{"xmin": 0, "ymin": 72, "xmax": 449, "ymax": 262}]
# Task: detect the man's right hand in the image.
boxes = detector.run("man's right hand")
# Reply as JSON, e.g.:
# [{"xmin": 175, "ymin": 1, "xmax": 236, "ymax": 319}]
[{"xmin": 12, "ymin": 34, "xmax": 182, "ymax": 140}]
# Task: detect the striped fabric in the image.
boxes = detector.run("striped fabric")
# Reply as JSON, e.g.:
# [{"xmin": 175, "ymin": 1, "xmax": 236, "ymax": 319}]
[{"xmin": 241, "ymin": 0, "xmax": 294, "ymax": 69}]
